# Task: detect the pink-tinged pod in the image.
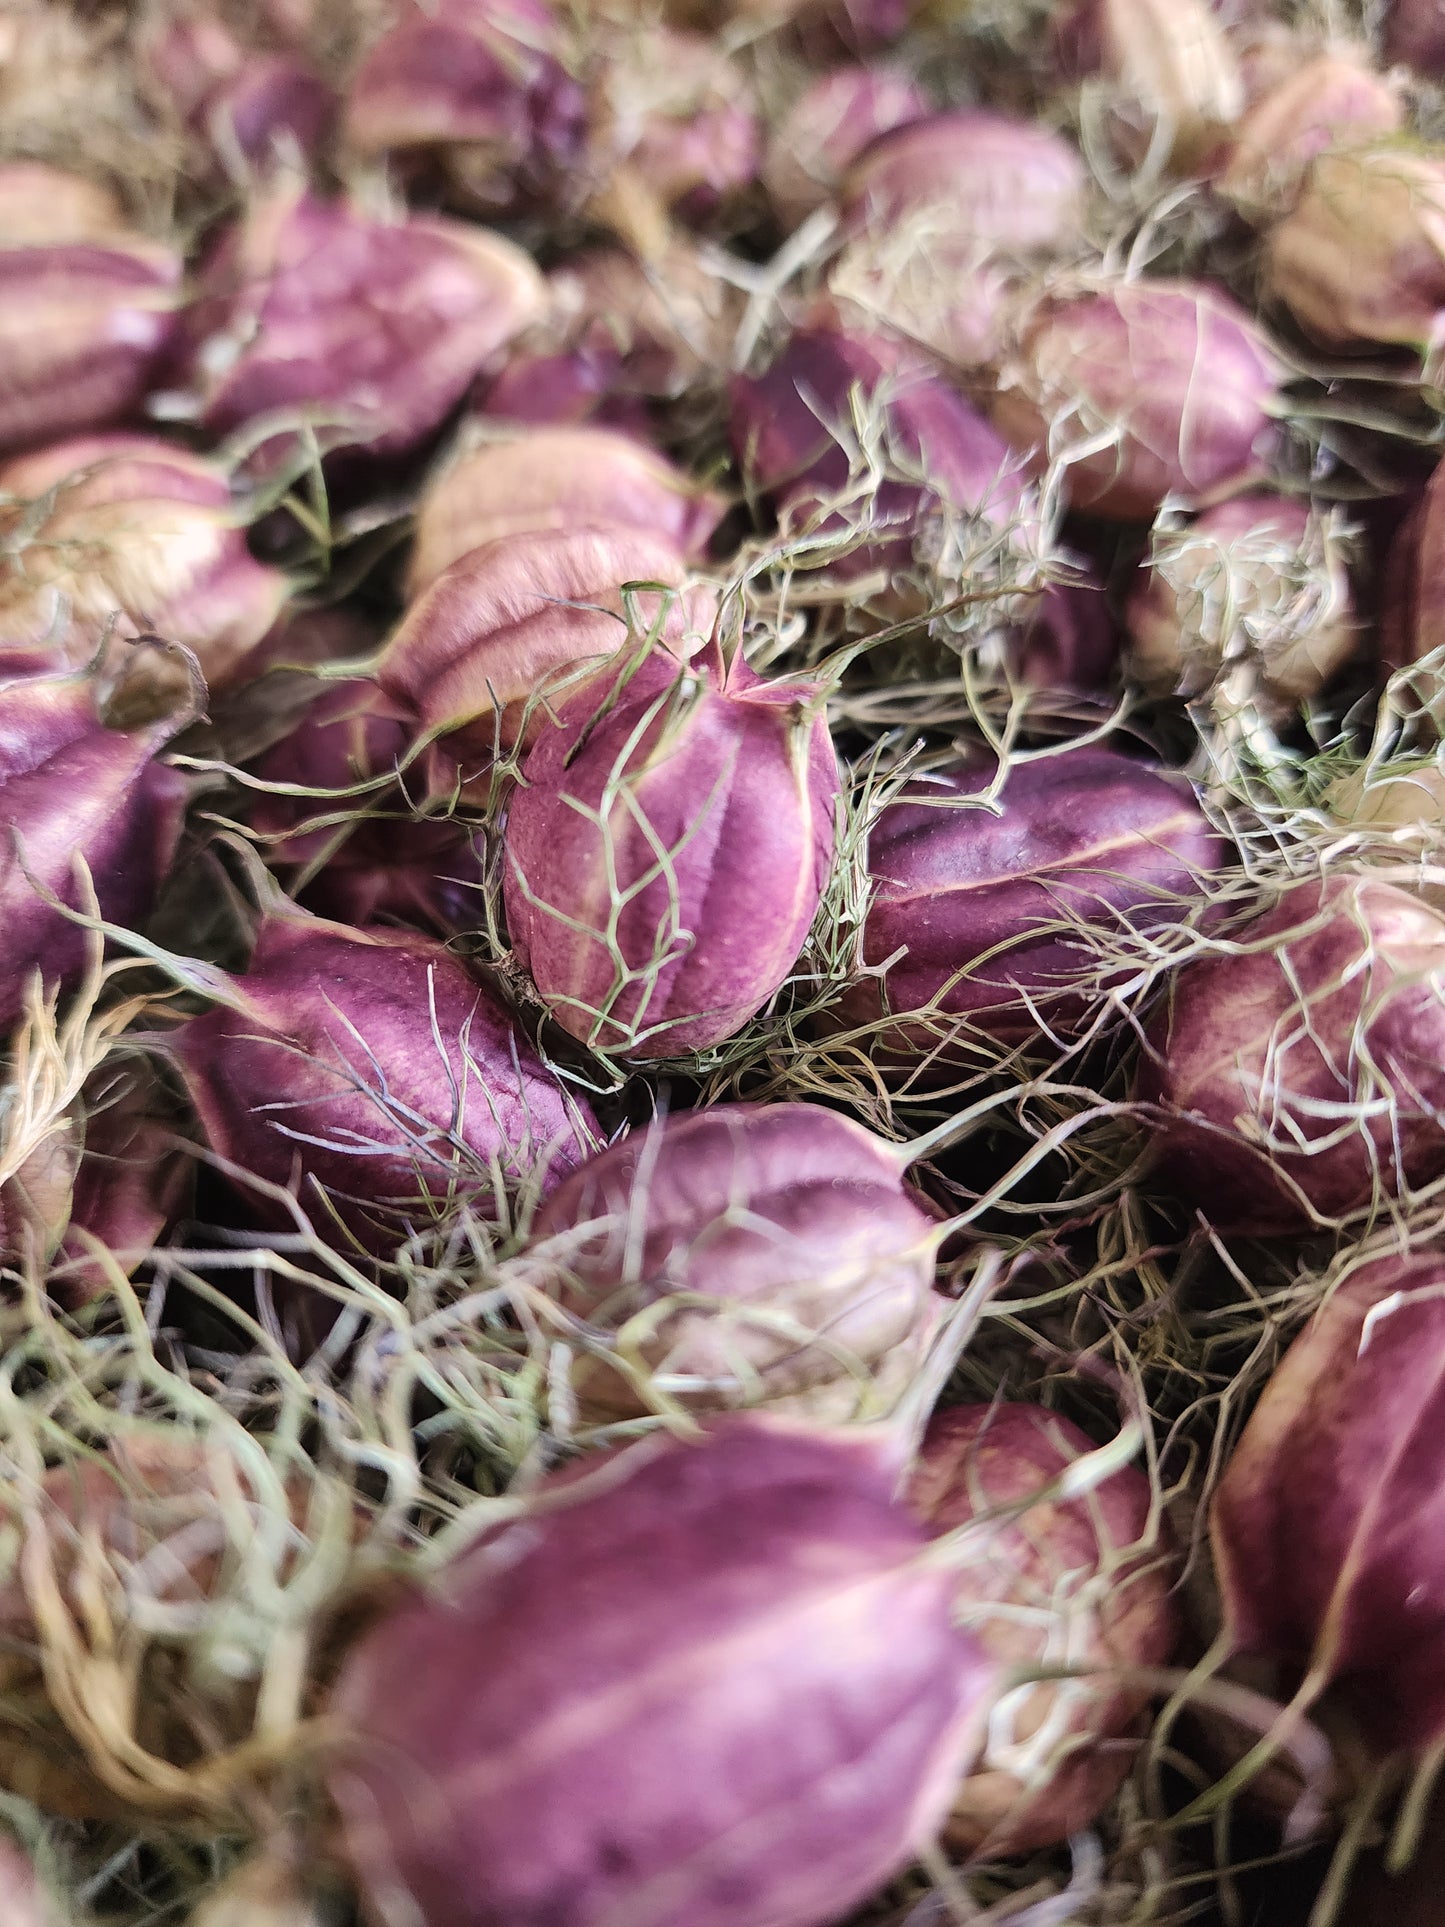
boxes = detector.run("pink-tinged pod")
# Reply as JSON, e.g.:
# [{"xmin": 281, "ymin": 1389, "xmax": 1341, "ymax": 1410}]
[
  {"xmin": 379, "ymin": 525, "xmax": 713, "ymax": 757},
  {"xmin": 1217, "ymin": 51, "xmax": 1402, "ymax": 220},
  {"xmin": 1138, "ymin": 875, "xmax": 1445, "ymax": 1234},
  {"xmin": 841, "ymin": 749, "xmax": 1225, "ymax": 1060},
  {"xmin": 0, "ymin": 1837, "xmax": 59, "ymax": 1927},
  {"xmin": 343, "ymin": 0, "xmax": 585, "ymax": 215},
  {"xmin": 196, "ymin": 54, "xmax": 336, "ymax": 181},
  {"xmin": 504, "ymin": 646, "xmax": 838, "ymax": 1058},
  {"xmin": 1380, "ymin": 460, "xmax": 1445, "ymax": 671},
  {"xmin": 160, "ymin": 184, "xmax": 543, "ymax": 478},
  {"xmin": 764, "ymin": 65, "xmax": 929, "ymax": 230},
  {"xmin": 1213, "ymin": 1252, "xmax": 1445, "ymax": 1761},
  {"xmin": 532, "ymin": 1101, "xmax": 942, "ymax": 1420},
  {"xmin": 170, "ymin": 908, "xmax": 595, "ymax": 1248},
  {"xmin": 0, "ymin": 435, "xmax": 290, "ymax": 688},
  {"xmin": 406, "ymin": 425, "xmax": 722, "ymax": 595},
  {"xmin": 0, "ymin": 163, "xmax": 126, "ymax": 245},
  {"xmin": 910, "ymin": 1403, "xmax": 1178, "ymax": 1856},
  {"xmin": 1010, "ymin": 566, "xmax": 1120, "ymax": 690},
  {"xmin": 328, "ymin": 1413, "xmax": 998, "ymax": 1927},
  {"xmin": 0, "ymin": 235, "xmax": 181, "ymax": 458},
  {"xmin": 1385, "ymin": 0, "xmax": 1445, "ymax": 77},
  {"xmin": 0, "ymin": 653, "xmax": 191, "ymax": 1031},
  {"xmin": 1265, "ymin": 145, "xmax": 1445, "ymax": 354},
  {"xmin": 992, "ymin": 280, "xmax": 1285, "ymax": 521}
]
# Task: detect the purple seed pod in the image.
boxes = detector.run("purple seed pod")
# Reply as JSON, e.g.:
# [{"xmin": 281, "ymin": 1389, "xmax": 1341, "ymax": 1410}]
[
  {"xmin": 198, "ymin": 53, "xmax": 337, "ymax": 182},
  {"xmin": 910, "ymin": 1402, "xmax": 1178, "ymax": 1856},
  {"xmin": 1138, "ymin": 875, "xmax": 1445, "ymax": 1235},
  {"xmin": 1385, "ymin": 0, "xmax": 1445, "ymax": 77},
  {"xmin": 343, "ymin": 0, "xmax": 585, "ymax": 216},
  {"xmin": 841, "ymin": 748, "xmax": 1225, "ymax": 1061},
  {"xmin": 0, "ymin": 435, "xmax": 291, "ymax": 689},
  {"xmin": 479, "ymin": 342, "xmax": 649, "ymax": 433},
  {"xmin": 992, "ymin": 279, "xmax": 1285, "ymax": 521},
  {"xmin": 531, "ymin": 1101, "xmax": 942, "ymax": 1420},
  {"xmin": 327, "ymin": 1413, "xmax": 998, "ymax": 1927},
  {"xmin": 763, "ymin": 65, "xmax": 929, "ymax": 231},
  {"xmin": 1217, "ymin": 50, "xmax": 1402, "ymax": 220},
  {"xmin": 1051, "ymin": 0, "xmax": 1242, "ymax": 171},
  {"xmin": 1213, "ymin": 1251, "xmax": 1445, "ymax": 1761},
  {"xmin": 1380, "ymin": 460, "xmax": 1445, "ymax": 672},
  {"xmin": 406, "ymin": 425, "xmax": 723, "ymax": 595},
  {"xmin": 0, "ymin": 651, "xmax": 192, "ymax": 1031},
  {"xmin": 0, "ymin": 163, "xmax": 127, "ymax": 245},
  {"xmin": 504, "ymin": 646, "xmax": 839, "ymax": 1058},
  {"xmin": 170, "ymin": 908, "xmax": 596, "ymax": 1248},
  {"xmin": 1265, "ymin": 145, "xmax": 1445, "ymax": 354},
  {"xmin": 159, "ymin": 182, "xmax": 543, "ymax": 479},
  {"xmin": 0, "ymin": 1837, "xmax": 60, "ymax": 1927},
  {"xmin": 0, "ymin": 235, "xmax": 181, "ymax": 458},
  {"xmin": 379, "ymin": 525, "xmax": 713, "ymax": 758},
  {"xmin": 1124, "ymin": 494, "xmax": 1357, "ymax": 713},
  {"xmin": 1008, "ymin": 564, "xmax": 1120, "ymax": 691}
]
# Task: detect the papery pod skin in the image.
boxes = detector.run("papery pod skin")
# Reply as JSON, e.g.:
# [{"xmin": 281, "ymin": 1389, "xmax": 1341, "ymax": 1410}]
[
  {"xmin": 0, "ymin": 435, "xmax": 290, "ymax": 688},
  {"xmin": 170, "ymin": 909, "xmax": 595, "ymax": 1248},
  {"xmin": 197, "ymin": 53, "xmax": 336, "ymax": 183},
  {"xmin": 532, "ymin": 1101, "xmax": 942, "ymax": 1420},
  {"xmin": 1327, "ymin": 761, "xmax": 1445, "ymax": 835},
  {"xmin": 343, "ymin": 0, "xmax": 585, "ymax": 215},
  {"xmin": 0, "ymin": 654, "xmax": 191, "ymax": 1031},
  {"xmin": 406, "ymin": 425, "xmax": 723, "ymax": 595},
  {"xmin": 1138, "ymin": 875, "xmax": 1445, "ymax": 1234},
  {"xmin": 764, "ymin": 66, "xmax": 929, "ymax": 230},
  {"xmin": 53, "ymin": 1082, "xmax": 193, "ymax": 1306},
  {"xmin": 0, "ymin": 163, "xmax": 126, "ymax": 244},
  {"xmin": 1213, "ymin": 1252, "xmax": 1445, "ymax": 1759},
  {"xmin": 992, "ymin": 280, "xmax": 1284, "ymax": 521},
  {"xmin": 504, "ymin": 647, "xmax": 839, "ymax": 1058},
  {"xmin": 1054, "ymin": 0, "xmax": 1242, "ymax": 170},
  {"xmin": 0, "ymin": 236, "xmax": 181, "ymax": 458},
  {"xmin": 380, "ymin": 525, "xmax": 712, "ymax": 757},
  {"xmin": 1217, "ymin": 50, "xmax": 1402, "ymax": 221},
  {"xmin": 1124, "ymin": 494, "xmax": 1357, "ymax": 711},
  {"xmin": 841, "ymin": 748, "xmax": 1225, "ymax": 1059},
  {"xmin": 1264, "ymin": 145, "xmax": 1445, "ymax": 352},
  {"xmin": 910, "ymin": 1403, "xmax": 1178, "ymax": 1856},
  {"xmin": 328, "ymin": 1413, "xmax": 998, "ymax": 1927},
  {"xmin": 1010, "ymin": 565, "xmax": 1119, "ymax": 690},
  {"xmin": 160, "ymin": 183, "xmax": 544, "ymax": 476},
  {"xmin": 1385, "ymin": 0, "xmax": 1445, "ymax": 77}
]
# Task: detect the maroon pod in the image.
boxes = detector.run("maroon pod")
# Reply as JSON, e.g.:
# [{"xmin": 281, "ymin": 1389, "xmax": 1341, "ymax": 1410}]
[
  {"xmin": 532, "ymin": 1101, "xmax": 941, "ymax": 1420},
  {"xmin": 1213, "ymin": 1252, "xmax": 1445, "ymax": 1760},
  {"xmin": 843, "ymin": 748, "xmax": 1225, "ymax": 1059},
  {"xmin": 328, "ymin": 1414, "xmax": 997, "ymax": 1927},
  {"xmin": 504, "ymin": 647, "xmax": 839, "ymax": 1057},
  {"xmin": 170, "ymin": 909, "xmax": 595, "ymax": 1249},
  {"xmin": 910, "ymin": 1403, "xmax": 1178, "ymax": 1856},
  {"xmin": 1139, "ymin": 876, "xmax": 1445, "ymax": 1234},
  {"xmin": 0, "ymin": 656, "xmax": 190, "ymax": 1031},
  {"xmin": 992, "ymin": 280, "xmax": 1284, "ymax": 521}
]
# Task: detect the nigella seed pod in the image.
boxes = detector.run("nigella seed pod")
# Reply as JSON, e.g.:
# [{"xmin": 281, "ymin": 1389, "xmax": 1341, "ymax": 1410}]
[
  {"xmin": 992, "ymin": 280, "xmax": 1285, "ymax": 521},
  {"xmin": 764, "ymin": 65, "xmax": 929, "ymax": 230},
  {"xmin": 910, "ymin": 1403, "xmax": 1178, "ymax": 1856},
  {"xmin": 1124, "ymin": 495, "xmax": 1357, "ymax": 714},
  {"xmin": 1053, "ymin": 0, "xmax": 1242, "ymax": 171},
  {"xmin": 328, "ymin": 1414, "xmax": 998, "ymax": 1927},
  {"xmin": 0, "ymin": 436, "xmax": 290, "ymax": 688},
  {"xmin": 1212, "ymin": 1252, "xmax": 1445, "ymax": 1762},
  {"xmin": 0, "ymin": 649, "xmax": 192, "ymax": 1032},
  {"xmin": 406, "ymin": 425, "xmax": 723, "ymax": 596},
  {"xmin": 1217, "ymin": 50, "xmax": 1402, "ymax": 221},
  {"xmin": 197, "ymin": 54, "xmax": 337, "ymax": 184},
  {"xmin": 1138, "ymin": 875, "xmax": 1445, "ymax": 1234},
  {"xmin": 1385, "ymin": 0, "xmax": 1445, "ymax": 77},
  {"xmin": 1009, "ymin": 565, "xmax": 1120, "ymax": 691},
  {"xmin": 379, "ymin": 525, "xmax": 714, "ymax": 757},
  {"xmin": 504, "ymin": 645, "xmax": 839, "ymax": 1058},
  {"xmin": 170, "ymin": 908, "xmax": 596, "ymax": 1249},
  {"xmin": 840, "ymin": 748, "xmax": 1225, "ymax": 1064},
  {"xmin": 532, "ymin": 1101, "xmax": 943, "ymax": 1421},
  {"xmin": 159, "ymin": 183, "xmax": 543, "ymax": 479}
]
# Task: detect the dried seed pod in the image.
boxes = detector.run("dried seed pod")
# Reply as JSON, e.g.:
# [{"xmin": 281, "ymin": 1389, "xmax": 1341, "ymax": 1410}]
[
  {"xmin": 1009, "ymin": 565, "xmax": 1119, "ymax": 690},
  {"xmin": 171, "ymin": 907, "xmax": 595, "ymax": 1248},
  {"xmin": 1139, "ymin": 875, "xmax": 1445, "ymax": 1234},
  {"xmin": 992, "ymin": 280, "xmax": 1284, "ymax": 521},
  {"xmin": 1124, "ymin": 495, "xmax": 1357, "ymax": 712},
  {"xmin": 379, "ymin": 525, "xmax": 713, "ymax": 756},
  {"xmin": 328, "ymin": 1414, "xmax": 998, "ymax": 1927},
  {"xmin": 195, "ymin": 53, "xmax": 336, "ymax": 183},
  {"xmin": 406, "ymin": 425, "xmax": 722, "ymax": 596},
  {"xmin": 1213, "ymin": 1251, "xmax": 1445, "ymax": 1761},
  {"xmin": 1054, "ymin": 0, "xmax": 1242, "ymax": 171},
  {"xmin": 0, "ymin": 648, "xmax": 192, "ymax": 1031},
  {"xmin": 0, "ymin": 163, "xmax": 126, "ymax": 245},
  {"xmin": 1384, "ymin": 0, "xmax": 1445, "ymax": 78},
  {"xmin": 910, "ymin": 1403, "xmax": 1178, "ymax": 1856},
  {"xmin": 840, "ymin": 748, "xmax": 1225, "ymax": 1061},
  {"xmin": 532, "ymin": 1101, "xmax": 942, "ymax": 1421},
  {"xmin": 1217, "ymin": 50, "xmax": 1402, "ymax": 221},
  {"xmin": 343, "ymin": 0, "xmax": 585, "ymax": 216},
  {"xmin": 764, "ymin": 66, "xmax": 929, "ymax": 230},
  {"xmin": 1265, "ymin": 145, "xmax": 1445, "ymax": 352},
  {"xmin": 0, "ymin": 435, "xmax": 290, "ymax": 687},
  {"xmin": 159, "ymin": 182, "xmax": 543, "ymax": 478},
  {"xmin": 504, "ymin": 644, "xmax": 839, "ymax": 1058}
]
